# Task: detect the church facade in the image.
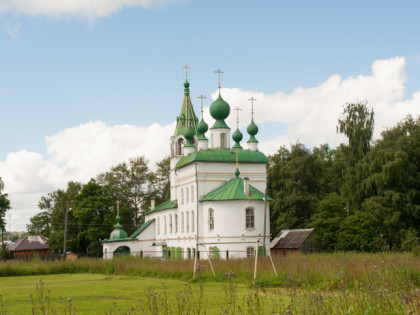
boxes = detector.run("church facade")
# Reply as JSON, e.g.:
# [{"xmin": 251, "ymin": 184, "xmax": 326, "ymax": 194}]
[{"xmin": 102, "ymin": 76, "xmax": 272, "ymax": 260}]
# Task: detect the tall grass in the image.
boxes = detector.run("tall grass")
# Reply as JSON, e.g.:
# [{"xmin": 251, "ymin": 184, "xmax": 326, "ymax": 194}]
[{"xmin": 0, "ymin": 252, "xmax": 418, "ymax": 290}]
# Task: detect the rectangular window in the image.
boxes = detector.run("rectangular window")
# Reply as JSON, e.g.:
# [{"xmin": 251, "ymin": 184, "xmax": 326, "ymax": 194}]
[
  {"xmin": 175, "ymin": 214, "xmax": 178, "ymax": 233},
  {"xmin": 246, "ymin": 208, "xmax": 255, "ymax": 229},
  {"xmin": 164, "ymin": 216, "xmax": 167, "ymax": 234},
  {"xmin": 220, "ymin": 133, "xmax": 226, "ymax": 148},
  {"xmin": 186, "ymin": 187, "xmax": 189, "ymax": 204},
  {"xmin": 157, "ymin": 217, "xmax": 160, "ymax": 235},
  {"xmin": 191, "ymin": 186, "xmax": 194, "ymax": 203},
  {"xmin": 191, "ymin": 211, "xmax": 194, "ymax": 232},
  {"xmin": 209, "ymin": 209, "xmax": 214, "ymax": 231},
  {"xmin": 169, "ymin": 214, "xmax": 173, "ymax": 233},
  {"xmin": 186, "ymin": 211, "xmax": 190, "ymax": 232},
  {"xmin": 247, "ymin": 247, "xmax": 255, "ymax": 258},
  {"xmin": 181, "ymin": 189, "xmax": 184, "ymax": 204},
  {"xmin": 181, "ymin": 212, "xmax": 184, "ymax": 233}
]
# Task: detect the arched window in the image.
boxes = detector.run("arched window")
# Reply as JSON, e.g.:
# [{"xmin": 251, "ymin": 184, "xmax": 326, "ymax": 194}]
[
  {"xmin": 208, "ymin": 208, "xmax": 214, "ymax": 231},
  {"xmin": 164, "ymin": 216, "xmax": 167, "ymax": 234},
  {"xmin": 186, "ymin": 211, "xmax": 190, "ymax": 232},
  {"xmin": 186, "ymin": 187, "xmax": 189, "ymax": 204},
  {"xmin": 177, "ymin": 138, "xmax": 184, "ymax": 155},
  {"xmin": 181, "ymin": 188, "xmax": 184, "ymax": 205},
  {"xmin": 175, "ymin": 214, "xmax": 178, "ymax": 233},
  {"xmin": 181, "ymin": 212, "xmax": 184, "ymax": 233},
  {"xmin": 191, "ymin": 211, "xmax": 194, "ymax": 232},
  {"xmin": 220, "ymin": 133, "xmax": 227, "ymax": 148},
  {"xmin": 169, "ymin": 214, "xmax": 173, "ymax": 233},
  {"xmin": 246, "ymin": 208, "xmax": 255, "ymax": 229},
  {"xmin": 157, "ymin": 217, "xmax": 160, "ymax": 235},
  {"xmin": 191, "ymin": 185, "xmax": 194, "ymax": 202},
  {"xmin": 247, "ymin": 247, "xmax": 255, "ymax": 258}
]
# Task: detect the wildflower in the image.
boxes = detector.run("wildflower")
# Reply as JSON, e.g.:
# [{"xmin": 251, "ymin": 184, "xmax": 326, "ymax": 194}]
[{"xmin": 67, "ymin": 298, "xmax": 71, "ymax": 302}]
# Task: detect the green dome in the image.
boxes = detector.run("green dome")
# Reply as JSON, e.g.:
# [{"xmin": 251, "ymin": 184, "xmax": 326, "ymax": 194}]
[
  {"xmin": 210, "ymin": 95, "xmax": 230, "ymax": 120},
  {"xmin": 197, "ymin": 118, "xmax": 209, "ymax": 134},
  {"xmin": 109, "ymin": 215, "xmax": 128, "ymax": 240},
  {"xmin": 247, "ymin": 120, "xmax": 259, "ymax": 136},
  {"xmin": 184, "ymin": 127, "xmax": 194, "ymax": 141},
  {"xmin": 184, "ymin": 81, "xmax": 190, "ymax": 88},
  {"xmin": 232, "ymin": 129, "xmax": 243, "ymax": 142}
]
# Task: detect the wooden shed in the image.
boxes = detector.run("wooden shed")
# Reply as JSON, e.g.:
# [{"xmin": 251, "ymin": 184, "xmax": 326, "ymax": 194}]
[
  {"xmin": 270, "ymin": 228, "xmax": 314, "ymax": 256},
  {"xmin": 7, "ymin": 235, "xmax": 49, "ymax": 260}
]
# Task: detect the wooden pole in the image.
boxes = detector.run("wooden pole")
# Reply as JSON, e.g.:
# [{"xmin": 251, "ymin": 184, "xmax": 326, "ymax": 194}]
[
  {"xmin": 268, "ymin": 250, "xmax": 278, "ymax": 277},
  {"xmin": 253, "ymin": 239, "xmax": 259, "ymax": 285},
  {"xmin": 1, "ymin": 227, "xmax": 4, "ymax": 262},
  {"xmin": 63, "ymin": 200, "xmax": 69, "ymax": 260},
  {"xmin": 203, "ymin": 245, "xmax": 215, "ymax": 277},
  {"xmin": 263, "ymin": 188, "xmax": 268, "ymax": 256}
]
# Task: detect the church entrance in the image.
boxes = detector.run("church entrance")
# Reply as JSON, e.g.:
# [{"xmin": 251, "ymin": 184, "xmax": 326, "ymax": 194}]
[{"xmin": 114, "ymin": 246, "xmax": 130, "ymax": 256}]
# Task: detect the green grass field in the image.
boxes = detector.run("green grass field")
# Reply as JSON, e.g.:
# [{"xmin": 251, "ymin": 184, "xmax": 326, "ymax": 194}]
[
  {"xmin": 0, "ymin": 274, "xmax": 267, "ymax": 314},
  {"xmin": 0, "ymin": 253, "xmax": 419, "ymax": 314}
]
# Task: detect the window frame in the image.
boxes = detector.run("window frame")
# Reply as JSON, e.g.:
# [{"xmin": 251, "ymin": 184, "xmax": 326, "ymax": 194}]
[
  {"xmin": 208, "ymin": 208, "xmax": 214, "ymax": 231},
  {"xmin": 246, "ymin": 207, "xmax": 255, "ymax": 229}
]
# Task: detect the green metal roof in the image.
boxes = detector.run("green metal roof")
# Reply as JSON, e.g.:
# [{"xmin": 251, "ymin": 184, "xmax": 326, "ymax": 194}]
[
  {"xmin": 144, "ymin": 199, "xmax": 178, "ymax": 215},
  {"xmin": 175, "ymin": 149, "xmax": 268, "ymax": 169},
  {"xmin": 200, "ymin": 174, "xmax": 274, "ymax": 201},
  {"xmin": 130, "ymin": 219, "xmax": 155, "ymax": 239},
  {"xmin": 174, "ymin": 80, "xmax": 199, "ymax": 137}
]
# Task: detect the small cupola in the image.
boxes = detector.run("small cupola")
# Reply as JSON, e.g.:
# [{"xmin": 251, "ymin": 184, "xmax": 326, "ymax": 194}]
[
  {"xmin": 183, "ymin": 126, "xmax": 196, "ymax": 155},
  {"xmin": 247, "ymin": 97, "xmax": 259, "ymax": 151},
  {"xmin": 209, "ymin": 69, "xmax": 231, "ymax": 149}
]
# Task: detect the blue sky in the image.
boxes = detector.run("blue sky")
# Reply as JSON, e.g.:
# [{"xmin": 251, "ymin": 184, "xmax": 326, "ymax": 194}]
[{"xmin": 1, "ymin": 0, "xmax": 419, "ymax": 230}]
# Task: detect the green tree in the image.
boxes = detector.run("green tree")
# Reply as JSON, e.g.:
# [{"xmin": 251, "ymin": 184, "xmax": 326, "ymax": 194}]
[
  {"xmin": 337, "ymin": 211, "xmax": 380, "ymax": 251},
  {"xmin": 358, "ymin": 115, "xmax": 420, "ymax": 249},
  {"xmin": 72, "ymin": 179, "xmax": 116, "ymax": 255},
  {"xmin": 310, "ymin": 193, "xmax": 346, "ymax": 251},
  {"xmin": 337, "ymin": 101, "xmax": 375, "ymax": 209},
  {"xmin": 27, "ymin": 211, "xmax": 51, "ymax": 237},
  {"xmin": 97, "ymin": 156, "xmax": 151, "ymax": 229},
  {"xmin": 149, "ymin": 156, "xmax": 170, "ymax": 206},
  {"xmin": 268, "ymin": 143, "xmax": 322, "ymax": 236},
  {"xmin": 0, "ymin": 177, "xmax": 11, "ymax": 231}
]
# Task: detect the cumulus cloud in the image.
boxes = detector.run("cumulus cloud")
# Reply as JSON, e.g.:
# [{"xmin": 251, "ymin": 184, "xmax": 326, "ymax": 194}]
[
  {"xmin": 0, "ymin": 121, "xmax": 174, "ymax": 230},
  {"xmin": 213, "ymin": 57, "xmax": 419, "ymax": 154},
  {"xmin": 0, "ymin": 0, "xmax": 184, "ymax": 20},
  {"xmin": 1, "ymin": 56, "xmax": 420, "ymax": 230}
]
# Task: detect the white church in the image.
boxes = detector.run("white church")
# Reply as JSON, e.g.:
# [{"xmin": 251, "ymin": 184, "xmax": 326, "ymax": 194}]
[{"xmin": 102, "ymin": 72, "xmax": 273, "ymax": 260}]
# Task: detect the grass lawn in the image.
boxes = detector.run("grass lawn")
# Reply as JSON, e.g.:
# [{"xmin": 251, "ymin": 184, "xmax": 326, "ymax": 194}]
[{"xmin": 0, "ymin": 273, "xmax": 284, "ymax": 314}]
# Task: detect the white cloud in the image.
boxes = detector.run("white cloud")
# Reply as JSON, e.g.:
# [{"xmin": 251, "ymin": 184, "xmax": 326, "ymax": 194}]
[
  {"xmin": 212, "ymin": 57, "xmax": 419, "ymax": 153},
  {"xmin": 0, "ymin": 121, "xmax": 174, "ymax": 230},
  {"xmin": 1, "ymin": 56, "xmax": 420, "ymax": 231},
  {"xmin": 0, "ymin": 0, "xmax": 184, "ymax": 20},
  {"xmin": 2, "ymin": 20, "xmax": 21, "ymax": 41}
]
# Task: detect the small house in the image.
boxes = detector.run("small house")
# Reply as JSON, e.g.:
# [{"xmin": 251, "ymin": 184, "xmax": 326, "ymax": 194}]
[
  {"xmin": 7, "ymin": 235, "xmax": 49, "ymax": 260},
  {"xmin": 270, "ymin": 228, "xmax": 314, "ymax": 256}
]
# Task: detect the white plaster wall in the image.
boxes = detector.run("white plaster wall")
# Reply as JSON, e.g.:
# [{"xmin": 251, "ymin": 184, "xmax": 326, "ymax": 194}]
[{"xmin": 210, "ymin": 128, "xmax": 231, "ymax": 149}]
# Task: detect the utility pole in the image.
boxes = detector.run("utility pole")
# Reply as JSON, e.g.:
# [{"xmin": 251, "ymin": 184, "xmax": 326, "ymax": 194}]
[
  {"xmin": 63, "ymin": 200, "xmax": 69, "ymax": 260},
  {"xmin": 1, "ymin": 227, "xmax": 4, "ymax": 262},
  {"xmin": 262, "ymin": 188, "xmax": 268, "ymax": 256}
]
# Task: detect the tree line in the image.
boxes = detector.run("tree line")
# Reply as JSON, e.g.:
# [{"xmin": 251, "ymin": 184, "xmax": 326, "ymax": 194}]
[
  {"xmin": 25, "ymin": 101, "xmax": 419, "ymax": 254},
  {"xmin": 268, "ymin": 102, "xmax": 419, "ymax": 252},
  {"xmin": 27, "ymin": 156, "xmax": 170, "ymax": 256}
]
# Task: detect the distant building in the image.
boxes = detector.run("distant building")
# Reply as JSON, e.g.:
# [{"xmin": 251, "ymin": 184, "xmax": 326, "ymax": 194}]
[
  {"xmin": 270, "ymin": 229, "xmax": 314, "ymax": 256},
  {"xmin": 65, "ymin": 251, "xmax": 78, "ymax": 260},
  {"xmin": 7, "ymin": 235, "xmax": 49, "ymax": 260}
]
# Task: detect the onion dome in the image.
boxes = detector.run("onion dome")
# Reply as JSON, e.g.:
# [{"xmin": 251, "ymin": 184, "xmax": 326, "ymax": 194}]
[
  {"xmin": 197, "ymin": 118, "xmax": 208, "ymax": 140},
  {"xmin": 110, "ymin": 214, "xmax": 128, "ymax": 240},
  {"xmin": 234, "ymin": 168, "xmax": 240, "ymax": 177},
  {"xmin": 232, "ymin": 129, "xmax": 243, "ymax": 149},
  {"xmin": 184, "ymin": 126, "xmax": 195, "ymax": 147},
  {"xmin": 210, "ymin": 95, "xmax": 230, "ymax": 129},
  {"xmin": 247, "ymin": 119, "xmax": 259, "ymax": 143}
]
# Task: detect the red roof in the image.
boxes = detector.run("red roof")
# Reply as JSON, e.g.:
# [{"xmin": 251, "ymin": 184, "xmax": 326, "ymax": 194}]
[{"xmin": 7, "ymin": 235, "xmax": 49, "ymax": 252}]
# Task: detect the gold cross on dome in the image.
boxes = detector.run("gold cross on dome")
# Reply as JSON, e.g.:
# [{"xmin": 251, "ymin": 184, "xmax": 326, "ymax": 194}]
[
  {"xmin": 183, "ymin": 64, "xmax": 191, "ymax": 80},
  {"xmin": 116, "ymin": 200, "xmax": 120, "ymax": 215},
  {"xmin": 197, "ymin": 94, "xmax": 207, "ymax": 117},
  {"xmin": 214, "ymin": 68, "xmax": 224, "ymax": 93},
  {"xmin": 233, "ymin": 106, "xmax": 242, "ymax": 129},
  {"xmin": 248, "ymin": 97, "xmax": 257, "ymax": 119}
]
